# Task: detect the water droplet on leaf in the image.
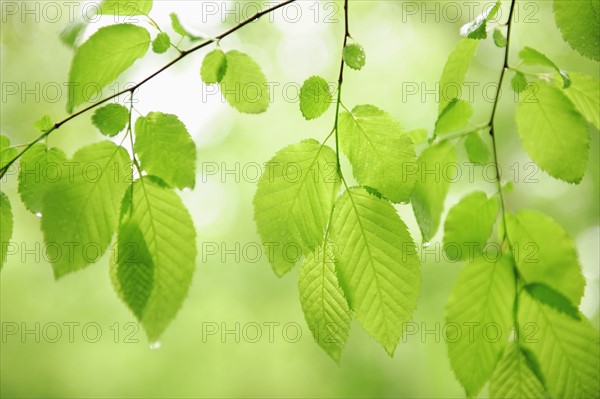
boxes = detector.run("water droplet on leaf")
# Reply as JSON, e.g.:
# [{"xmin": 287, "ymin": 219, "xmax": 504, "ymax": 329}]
[{"xmin": 149, "ymin": 341, "xmax": 161, "ymax": 350}]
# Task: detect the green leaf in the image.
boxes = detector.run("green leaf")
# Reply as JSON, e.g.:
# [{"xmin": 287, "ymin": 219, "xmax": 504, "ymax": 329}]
[
  {"xmin": 506, "ymin": 210, "xmax": 585, "ymax": 306},
  {"xmin": 329, "ymin": 187, "xmax": 420, "ymax": 356},
  {"xmin": 298, "ymin": 244, "xmax": 351, "ymax": 362},
  {"xmin": 220, "ymin": 50, "xmax": 270, "ymax": 114},
  {"xmin": 134, "ymin": 112, "xmax": 197, "ymax": 190},
  {"xmin": 170, "ymin": 13, "xmax": 202, "ymax": 41},
  {"xmin": 0, "ymin": 135, "xmax": 11, "ymax": 152},
  {"xmin": 67, "ymin": 24, "xmax": 150, "ymax": 113},
  {"xmin": 0, "ymin": 136, "xmax": 17, "ymax": 171},
  {"xmin": 343, "ymin": 43, "xmax": 366, "ymax": 70},
  {"xmin": 91, "ymin": 103, "xmax": 129, "ymax": 137},
  {"xmin": 254, "ymin": 140, "xmax": 340, "ymax": 276},
  {"xmin": 489, "ymin": 343, "xmax": 548, "ymax": 399},
  {"xmin": 516, "ymin": 82, "xmax": 589, "ymax": 183},
  {"xmin": 200, "ymin": 49, "xmax": 227, "ymax": 84},
  {"xmin": 553, "ymin": 0, "xmax": 600, "ymax": 61},
  {"xmin": 112, "ymin": 222, "xmax": 153, "ymax": 321},
  {"xmin": 338, "ymin": 105, "xmax": 417, "ymax": 203},
  {"xmin": 446, "ymin": 255, "xmax": 515, "ymax": 397},
  {"xmin": 152, "ymin": 32, "xmax": 170, "ymax": 54},
  {"xmin": 98, "ymin": 0, "xmax": 152, "ymax": 16},
  {"xmin": 443, "ymin": 191, "xmax": 499, "ymax": 261},
  {"xmin": 524, "ymin": 283, "xmax": 580, "ymax": 320},
  {"xmin": 518, "ymin": 290, "xmax": 600, "ymax": 398},
  {"xmin": 59, "ymin": 20, "xmax": 88, "ymax": 49},
  {"xmin": 411, "ymin": 141, "xmax": 456, "ymax": 242},
  {"xmin": 18, "ymin": 144, "xmax": 67, "ymax": 214},
  {"xmin": 299, "ymin": 76, "xmax": 332, "ymax": 120},
  {"xmin": 33, "ymin": 115, "xmax": 53, "ymax": 132},
  {"xmin": 464, "ymin": 131, "xmax": 491, "ymax": 165},
  {"xmin": 439, "ymin": 39, "xmax": 479, "ymax": 112},
  {"xmin": 511, "ymin": 71, "xmax": 528, "ymax": 94},
  {"xmin": 111, "ymin": 176, "xmax": 197, "ymax": 342},
  {"xmin": 518, "ymin": 47, "xmax": 570, "ymax": 88},
  {"xmin": 0, "ymin": 192, "xmax": 13, "ymax": 270},
  {"xmin": 493, "ymin": 28, "xmax": 507, "ymax": 48},
  {"xmin": 561, "ymin": 72, "xmax": 600, "ymax": 130},
  {"xmin": 460, "ymin": 1, "xmax": 500, "ymax": 39},
  {"xmin": 407, "ymin": 128, "xmax": 428, "ymax": 145},
  {"xmin": 434, "ymin": 99, "xmax": 473, "ymax": 136},
  {"xmin": 41, "ymin": 141, "xmax": 132, "ymax": 278}
]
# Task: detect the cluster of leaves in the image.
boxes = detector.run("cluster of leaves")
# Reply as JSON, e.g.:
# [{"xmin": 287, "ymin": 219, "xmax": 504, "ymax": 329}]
[
  {"xmin": 437, "ymin": 2, "xmax": 600, "ymax": 397},
  {"xmin": 0, "ymin": 0, "xmax": 271, "ymax": 342},
  {"xmin": 253, "ymin": 37, "xmax": 430, "ymax": 362},
  {"xmin": 0, "ymin": 1, "xmax": 599, "ymax": 397}
]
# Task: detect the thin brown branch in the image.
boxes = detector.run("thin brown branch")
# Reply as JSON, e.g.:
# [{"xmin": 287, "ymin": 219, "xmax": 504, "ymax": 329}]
[{"xmin": 0, "ymin": 0, "xmax": 298, "ymax": 179}]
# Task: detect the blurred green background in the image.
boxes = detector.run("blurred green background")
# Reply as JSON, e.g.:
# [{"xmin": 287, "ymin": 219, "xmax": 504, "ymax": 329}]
[{"xmin": 1, "ymin": 1, "xmax": 598, "ymax": 397}]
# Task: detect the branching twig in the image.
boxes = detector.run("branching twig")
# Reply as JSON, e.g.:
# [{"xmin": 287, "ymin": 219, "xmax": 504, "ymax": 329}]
[
  {"xmin": 489, "ymin": 0, "xmax": 517, "ymax": 242},
  {"xmin": 0, "ymin": 0, "xmax": 298, "ymax": 179},
  {"xmin": 332, "ymin": 0, "xmax": 351, "ymax": 175},
  {"xmin": 488, "ymin": 0, "xmax": 526, "ymax": 335}
]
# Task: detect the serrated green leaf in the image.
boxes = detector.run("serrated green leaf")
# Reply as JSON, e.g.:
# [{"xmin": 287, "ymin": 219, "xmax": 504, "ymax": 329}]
[
  {"xmin": 519, "ymin": 47, "xmax": 570, "ymax": 88},
  {"xmin": 411, "ymin": 141, "xmax": 456, "ymax": 242},
  {"xmin": 254, "ymin": 140, "xmax": 340, "ymax": 276},
  {"xmin": 201, "ymin": 49, "xmax": 227, "ymax": 84},
  {"xmin": 298, "ymin": 244, "xmax": 351, "ymax": 362},
  {"xmin": 434, "ymin": 99, "xmax": 473, "ymax": 136},
  {"xmin": 299, "ymin": 76, "xmax": 332, "ymax": 120},
  {"xmin": 446, "ymin": 254, "xmax": 515, "ymax": 397},
  {"xmin": 92, "ymin": 103, "xmax": 129, "ymax": 137},
  {"xmin": 33, "ymin": 115, "xmax": 53, "ymax": 132},
  {"xmin": 518, "ymin": 290, "xmax": 600, "ymax": 398},
  {"xmin": 511, "ymin": 71, "xmax": 527, "ymax": 94},
  {"xmin": 489, "ymin": 343, "xmax": 548, "ymax": 399},
  {"xmin": 98, "ymin": 0, "xmax": 152, "ymax": 16},
  {"xmin": 112, "ymin": 222, "xmax": 153, "ymax": 320},
  {"xmin": 562, "ymin": 72, "xmax": 600, "ymax": 130},
  {"xmin": 339, "ymin": 105, "xmax": 417, "ymax": 203},
  {"xmin": 343, "ymin": 43, "xmax": 366, "ymax": 70},
  {"xmin": 493, "ymin": 28, "xmax": 507, "ymax": 47},
  {"xmin": 220, "ymin": 50, "xmax": 269, "ymax": 114},
  {"xmin": 67, "ymin": 24, "xmax": 150, "ymax": 113},
  {"xmin": 111, "ymin": 176, "xmax": 196, "ymax": 341},
  {"xmin": 464, "ymin": 131, "xmax": 491, "ymax": 165},
  {"xmin": 460, "ymin": 1, "xmax": 500, "ymax": 39},
  {"xmin": 0, "ymin": 192, "xmax": 13, "ymax": 270},
  {"xmin": 152, "ymin": 32, "xmax": 170, "ymax": 54},
  {"xmin": 170, "ymin": 13, "xmax": 187, "ymax": 36},
  {"xmin": 330, "ymin": 188, "xmax": 420, "ymax": 356},
  {"xmin": 41, "ymin": 141, "xmax": 132, "ymax": 278},
  {"xmin": 524, "ymin": 283, "xmax": 580, "ymax": 320},
  {"xmin": 18, "ymin": 144, "xmax": 67, "ymax": 214},
  {"xmin": 0, "ymin": 136, "xmax": 17, "ymax": 170},
  {"xmin": 439, "ymin": 39, "xmax": 479, "ymax": 112},
  {"xmin": 170, "ymin": 13, "xmax": 202, "ymax": 41},
  {"xmin": 516, "ymin": 82, "xmax": 589, "ymax": 183},
  {"xmin": 506, "ymin": 210, "xmax": 585, "ymax": 305},
  {"xmin": 554, "ymin": 0, "xmax": 600, "ymax": 61},
  {"xmin": 134, "ymin": 112, "xmax": 196, "ymax": 190},
  {"xmin": 443, "ymin": 191, "xmax": 499, "ymax": 261}
]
